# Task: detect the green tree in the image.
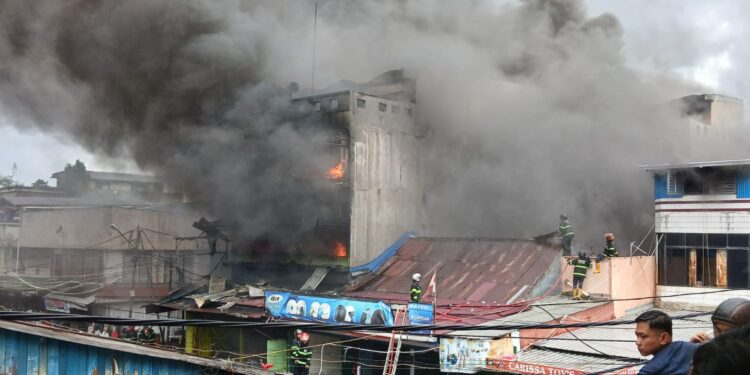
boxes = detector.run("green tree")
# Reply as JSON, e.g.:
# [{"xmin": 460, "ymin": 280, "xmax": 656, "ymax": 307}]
[
  {"xmin": 64, "ymin": 159, "xmax": 87, "ymax": 173},
  {"xmin": 61, "ymin": 159, "xmax": 90, "ymax": 193},
  {"xmin": 31, "ymin": 179, "xmax": 49, "ymax": 188},
  {"xmin": 0, "ymin": 175, "xmax": 14, "ymax": 188}
]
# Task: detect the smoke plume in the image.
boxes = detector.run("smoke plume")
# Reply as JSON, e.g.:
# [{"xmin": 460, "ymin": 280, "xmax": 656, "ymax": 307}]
[{"xmin": 0, "ymin": 0, "xmax": 746, "ymax": 251}]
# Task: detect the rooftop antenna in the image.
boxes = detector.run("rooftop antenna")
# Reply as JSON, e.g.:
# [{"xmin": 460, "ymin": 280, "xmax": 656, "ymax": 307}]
[{"xmin": 311, "ymin": 1, "xmax": 318, "ymax": 91}]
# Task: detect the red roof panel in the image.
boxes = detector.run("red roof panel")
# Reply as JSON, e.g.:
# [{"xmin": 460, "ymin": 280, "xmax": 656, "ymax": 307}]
[{"xmin": 347, "ymin": 237, "xmax": 561, "ymax": 305}]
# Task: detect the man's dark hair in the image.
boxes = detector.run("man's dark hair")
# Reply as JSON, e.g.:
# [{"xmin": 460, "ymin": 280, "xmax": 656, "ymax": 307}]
[
  {"xmin": 635, "ymin": 310, "xmax": 672, "ymax": 337},
  {"xmin": 692, "ymin": 325, "xmax": 750, "ymax": 375}
]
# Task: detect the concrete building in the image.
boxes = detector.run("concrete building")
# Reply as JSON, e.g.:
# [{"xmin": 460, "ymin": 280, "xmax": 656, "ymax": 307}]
[
  {"xmin": 290, "ymin": 69, "xmax": 427, "ymax": 268},
  {"xmin": 642, "ymin": 159, "xmax": 750, "ymax": 310}
]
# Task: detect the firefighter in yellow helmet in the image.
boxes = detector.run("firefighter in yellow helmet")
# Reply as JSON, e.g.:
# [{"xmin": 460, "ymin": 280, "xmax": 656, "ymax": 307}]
[{"xmin": 603, "ymin": 233, "xmax": 618, "ymax": 257}]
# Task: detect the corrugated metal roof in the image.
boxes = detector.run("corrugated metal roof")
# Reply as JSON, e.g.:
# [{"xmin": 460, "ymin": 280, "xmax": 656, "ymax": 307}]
[
  {"xmin": 640, "ymin": 159, "xmax": 750, "ymax": 171},
  {"xmin": 0, "ymin": 194, "xmax": 151, "ymax": 207},
  {"xmin": 534, "ymin": 308, "xmax": 711, "ymax": 360},
  {"xmin": 347, "ymin": 237, "xmax": 561, "ymax": 305},
  {"xmin": 445, "ymin": 296, "xmax": 608, "ymax": 337},
  {"xmin": 156, "ymin": 299, "xmax": 265, "ymax": 319},
  {"xmin": 51, "ymin": 170, "xmax": 163, "ymax": 184},
  {"xmin": 0, "ymin": 320, "xmax": 271, "ymax": 374},
  {"xmin": 87, "ymin": 171, "xmax": 163, "ymax": 183}
]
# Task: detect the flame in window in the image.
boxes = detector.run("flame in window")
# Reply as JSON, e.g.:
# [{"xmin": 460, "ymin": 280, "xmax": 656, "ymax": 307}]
[
  {"xmin": 327, "ymin": 160, "xmax": 346, "ymax": 180},
  {"xmin": 335, "ymin": 241, "xmax": 347, "ymax": 258}
]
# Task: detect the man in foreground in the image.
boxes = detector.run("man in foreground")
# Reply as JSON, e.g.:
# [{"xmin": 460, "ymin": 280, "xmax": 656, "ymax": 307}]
[
  {"xmin": 634, "ymin": 310, "xmax": 698, "ymax": 375},
  {"xmin": 691, "ymin": 325, "xmax": 750, "ymax": 375},
  {"xmin": 690, "ymin": 297, "xmax": 750, "ymax": 343}
]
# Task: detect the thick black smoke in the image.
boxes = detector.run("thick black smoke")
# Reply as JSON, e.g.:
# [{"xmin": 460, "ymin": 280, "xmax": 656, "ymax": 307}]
[
  {"xmin": 0, "ymin": 0, "xmax": 342, "ymax": 247},
  {"xmin": 0, "ymin": 0, "xmax": 746, "ymax": 252}
]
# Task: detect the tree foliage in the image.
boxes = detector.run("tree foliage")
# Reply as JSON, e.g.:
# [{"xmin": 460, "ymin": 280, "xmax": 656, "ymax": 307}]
[
  {"xmin": 61, "ymin": 159, "xmax": 90, "ymax": 193},
  {"xmin": 31, "ymin": 179, "xmax": 49, "ymax": 187},
  {"xmin": 0, "ymin": 175, "xmax": 14, "ymax": 188}
]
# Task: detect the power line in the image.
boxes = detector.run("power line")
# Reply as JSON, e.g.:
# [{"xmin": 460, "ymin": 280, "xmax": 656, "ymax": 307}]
[
  {"xmin": 0, "ymin": 310, "xmax": 711, "ymax": 333},
  {"xmin": 534, "ymin": 304, "xmax": 612, "ymax": 358}
]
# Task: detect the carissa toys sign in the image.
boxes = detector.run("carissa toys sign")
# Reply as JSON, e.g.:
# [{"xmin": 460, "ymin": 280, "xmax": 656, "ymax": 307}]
[
  {"xmin": 486, "ymin": 359, "xmax": 583, "ymax": 375},
  {"xmin": 265, "ymin": 290, "xmax": 395, "ymax": 326},
  {"xmin": 485, "ymin": 359, "xmax": 639, "ymax": 375}
]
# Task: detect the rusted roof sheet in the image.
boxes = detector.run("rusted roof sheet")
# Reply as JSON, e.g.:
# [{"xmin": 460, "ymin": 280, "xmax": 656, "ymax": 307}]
[
  {"xmin": 157, "ymin": 300, "xmax": 266, "ymax": 319},
  {"xmin": 347, "ymin": 237, "xmax": 561, "ymax": 305}
]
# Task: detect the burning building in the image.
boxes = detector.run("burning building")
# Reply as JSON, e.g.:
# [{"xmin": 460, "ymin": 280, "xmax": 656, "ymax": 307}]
[
  {"xmin": 291, "ymin": 69, "xmax": 427, "ymax": 268},
  {"xmin": 231, "ymin": 70, "xmax": 426, "ymax": 283}
]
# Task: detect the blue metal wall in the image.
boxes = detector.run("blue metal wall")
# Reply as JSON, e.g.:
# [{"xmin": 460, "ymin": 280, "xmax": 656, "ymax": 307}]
[
  {"xmin": 654, "ymin": 175, "xmax": 683, "ymax": 199},
  {"xmin": 0, "ymin": 328, "xmax": 203, "ymax": 375},
  {"xmin": 737, "ymin": 172, "xmax": 750, "ymax": 198}
]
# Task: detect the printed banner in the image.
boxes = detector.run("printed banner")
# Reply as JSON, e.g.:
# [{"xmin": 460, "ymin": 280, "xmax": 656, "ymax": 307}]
[
  {"xmin": 408, "ymin": 303, "xmax": 433, "ymax": 334},
  {"xmin": 265, "ymin": 290, "xmax": 394, "ymax": 326},
  {"xmin": 440, "ymin": 337, "xmax": 492, "ymax": 373},
  {"xmin": 44, "ymin": 298, "xmax": 70, "ymax": 313}
]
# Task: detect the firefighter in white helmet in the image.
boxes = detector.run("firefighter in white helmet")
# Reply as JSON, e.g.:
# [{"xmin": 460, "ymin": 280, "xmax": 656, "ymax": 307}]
[{"xmin": 411, "ymin": 273, "xmax": 423, "ymax": 303}]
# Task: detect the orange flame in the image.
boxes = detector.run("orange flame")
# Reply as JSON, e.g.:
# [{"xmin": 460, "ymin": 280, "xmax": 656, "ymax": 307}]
[
  {"xmin": 327, "ymin": 160, "xmax": 346, "ymax": 180},
  {"xmin": 335, "ymin": 241, "xmax": 347, "ymax": 257}
]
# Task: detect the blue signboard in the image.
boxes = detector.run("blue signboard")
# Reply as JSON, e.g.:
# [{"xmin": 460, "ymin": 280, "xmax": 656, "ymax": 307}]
[
  {"xmin": 408, "ymin": 303, "xmax": 434, "ymax": 334},
  {"xmin": 265, "ymin": 290, "xmax": 395, "ymax": 326}
]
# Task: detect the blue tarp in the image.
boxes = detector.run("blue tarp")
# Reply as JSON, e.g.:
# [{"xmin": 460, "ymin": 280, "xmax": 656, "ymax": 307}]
[{"xmin": 349, "ymin": 231, "xmax": 415, "ymax": 274}]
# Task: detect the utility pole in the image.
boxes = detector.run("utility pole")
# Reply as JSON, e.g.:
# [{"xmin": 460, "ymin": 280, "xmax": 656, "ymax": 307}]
[
  {"xmin": 110, "ymin": 224, "xmax": 138, "ymax": 318},
  {"xmin": 15, "ymin": 207, "xmax": 24, "ymax": 272}
]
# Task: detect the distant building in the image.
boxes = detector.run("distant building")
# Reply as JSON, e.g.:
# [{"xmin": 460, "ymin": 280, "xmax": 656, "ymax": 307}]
[
  {"xmin": 51, "ymin": 169, "xmax": 183, "ymax": 201},
  {"xmin": 642, "ymin": 159, "xmax": 750, "ymax": 309},
  {"xmin": 671, "ymin": 93, "xmax": 744, "ymax": 142}
]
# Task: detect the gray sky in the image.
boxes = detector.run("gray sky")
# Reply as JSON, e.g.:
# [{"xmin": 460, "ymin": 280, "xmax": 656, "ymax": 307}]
[{"xmin": 1, "ymin": 0, "xmax": 748, "ymax": 185}]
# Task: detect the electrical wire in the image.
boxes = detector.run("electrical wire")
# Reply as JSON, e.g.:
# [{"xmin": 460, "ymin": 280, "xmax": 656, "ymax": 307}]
[
  {"xmin": 534, "ymin": 305, "xmax": 612, "ymax": 358},
  {"xmin": 0, "ymin": 309, "xmax": 711, "ymax": 332}
]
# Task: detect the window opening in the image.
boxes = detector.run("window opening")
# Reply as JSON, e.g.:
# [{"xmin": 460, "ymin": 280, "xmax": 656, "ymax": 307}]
[{"xmin": 667, "ymin": 170, "xmax": 681, "ymax": 195}]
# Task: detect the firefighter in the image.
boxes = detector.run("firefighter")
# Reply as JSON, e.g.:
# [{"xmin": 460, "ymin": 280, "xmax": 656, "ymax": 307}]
[
  {"xmin": 410, "ymin": 273, "xmax": 423, "ymax": 303},
  {"xmin": 290, "ymin": 328, "xmax": 303, "ymax": 356},
  {"xmin": 121, "ymin": 325, "xmax": 137, "ymax": 340},
  {"xmin": 567, "ymin": 251, "xmax": 591, "ymax": 300},
  {"xmin": 558, "ymin": 214, "xmax": 575, "ymax": 256},
  {"xmin": 291, "ymin": 332, "xmax": 313, "ymax": 375},
  {"xmin": 603, "ymin": 233, "xmax": 618, "ymax": 257},
  {"xmin": 137, "ymin": 326, "xmax": 157, "ymax": 344}
]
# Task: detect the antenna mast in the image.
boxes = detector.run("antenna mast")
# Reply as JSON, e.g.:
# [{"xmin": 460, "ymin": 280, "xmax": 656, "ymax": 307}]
[{"xmin": 311, "ymin": 1, "xmax": 318, "ymax": 91}]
